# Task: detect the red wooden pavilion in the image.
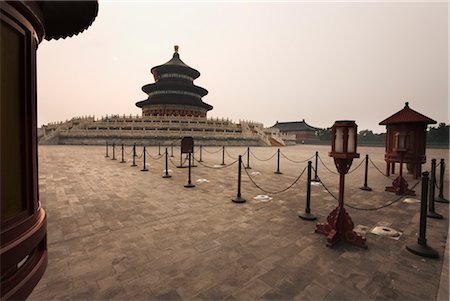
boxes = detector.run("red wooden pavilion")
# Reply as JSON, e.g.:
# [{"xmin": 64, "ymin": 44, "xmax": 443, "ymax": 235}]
[{"xmin": 379, "ymin": 102, "xmax": 436, "ymax": 180}]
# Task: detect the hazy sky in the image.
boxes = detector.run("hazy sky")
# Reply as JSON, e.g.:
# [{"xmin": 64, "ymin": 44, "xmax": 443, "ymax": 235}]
[{"xmin": 37, "ymin": 1, "xmax": 448, "ymax": 133}]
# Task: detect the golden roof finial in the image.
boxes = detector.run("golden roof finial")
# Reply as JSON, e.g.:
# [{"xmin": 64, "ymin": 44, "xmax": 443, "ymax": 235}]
[{"xmin": 174, "ymin": 45, "xmax": 179, "ymax": 53}]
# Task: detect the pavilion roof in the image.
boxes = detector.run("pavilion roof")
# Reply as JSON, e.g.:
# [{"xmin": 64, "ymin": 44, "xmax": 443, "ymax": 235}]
[
  {"xmin": 272, "ymin": 119, "xmax": 320, "ymax": 132},
  {"xmin": 379, "ymin": 102, "xmax": 436, "ymax": 125}
]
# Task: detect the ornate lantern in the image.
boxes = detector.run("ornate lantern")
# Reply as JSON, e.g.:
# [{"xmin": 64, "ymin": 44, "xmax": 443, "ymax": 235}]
[
  {"xmin": 386, "ymin": 131, "xmax": 415, "ymax": 195},
  {"xmin": 315, "ymin": 120, "xmax": 367, "ymax": 248}
]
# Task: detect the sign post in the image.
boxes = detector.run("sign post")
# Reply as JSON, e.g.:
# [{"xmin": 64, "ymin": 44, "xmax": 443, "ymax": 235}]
[{"xmin": 182, "ymin": 137, "xmax": 195, "ymax": 188}]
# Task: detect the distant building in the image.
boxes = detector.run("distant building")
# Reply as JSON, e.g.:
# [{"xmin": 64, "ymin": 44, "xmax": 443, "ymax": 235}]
[
  {"xmin": 272, "ymin": 119, "xmax": 321, "ymax": 143},
  {"xmin": 136, "ymin": 46, "xmax": 213, "ymax": 118},
  {"xmin": 39, "ymin": 47, "xmax": 295, "ymax": 146}
]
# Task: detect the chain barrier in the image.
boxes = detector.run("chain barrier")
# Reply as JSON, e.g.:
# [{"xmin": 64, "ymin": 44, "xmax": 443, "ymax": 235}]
[
  {"xmin": 347, "ymin": 157, "xmax": 365, "ymax": 174},
  {"xmin": 203, "ymin": 147, "xmax": 223, "ymax": 154},
  {"xmin": 193, "ymin": 156, "xmax": 238, "ymax": 169},
  {"xmin": 250, "ymin": 149, "xmax": 277, "ymax": 162},
  {"xmin": 368, "ymin": 157, "xmax": 391, "ymax": 178},
  {"xmin": 317, "ymin": 155, "xmax": 339, "ymax": 175},
  {"xmin": 280, "ymin": 152, "xmax": 315, "ymax": 164},
  {"xmin": 242, "ymin": 162, "xmax": 307, "ymax": 195}
]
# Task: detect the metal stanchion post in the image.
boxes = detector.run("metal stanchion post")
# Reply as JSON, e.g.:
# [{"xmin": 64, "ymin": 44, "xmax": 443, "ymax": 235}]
[
  {"xmin": 184, "ymin": 153, "xmax": 195, "ymax": 188},
  {"xmin": 436, "ymin": 159, "xmax": 449, "ymax": 203},
  {"xmin": 111, "ymin": 143, "xmax": 116, "ymax": 160},
  {"xmin": 274, "ymin": 148, "xmax": 282, "ymax": 174},
  {"xmin": 177, "ymin": 149, "xmax": 187, "ymax": 168},
  {"xmin": 141, "ymin": 146, "xmax": 148, "ymax": 171},
  {"xmin": 170, "ymin": 143, "xmax": 174, "ymax": 158},
  {"xmin": 311, "ymin": 151, "xmax": 319, "ymax": 182},
  {"xmin": 221, "ymin": 146, "xmax": 226, "ymax": 165},
  {"xmin": 163, "ymin": 147, "xmax": 171, "ymax": 179},
  {"xmin": 158, "ymin": 142, "xmax": 161, "ymax": 155},
  {"xmin": 105, "ymin": 141, "xmax": 109, "ymax": 157},
  {"xmin": 120, "ymin": 144, "xmax": 126, "ymax": 163},
  {"xmin": 131, "ymin": 144, "xmax": 137, "ymax": 167},
  {"xmin": 406, "ymin": 171, "xmax": 439, "ymax": 258},
  {"xmin": 359, "ymin": 154, "xmax": 372, "ymax": 191},
  {"xmin": 245, "ymin": 146, "xmax": 251, "ymax": 169},
  {"xmin": 427, "ymin": 159, "xmax": 443, "ymax": 219},
  {"xmin": 299, "ymin": 161, "xmax": 316, "ymax": 220},
  {"xmin": 199, "ymin": 145, "xmax": 203, "ymax": 162},
  {"xmin": 232, "ymin": 155, "xmax": 246, "ymax": 203}
]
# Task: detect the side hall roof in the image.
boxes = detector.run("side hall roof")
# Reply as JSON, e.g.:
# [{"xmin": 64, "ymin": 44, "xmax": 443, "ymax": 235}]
[{"xmin": 272, "ymin": 119, "xmax": 321, "ymax": 132}]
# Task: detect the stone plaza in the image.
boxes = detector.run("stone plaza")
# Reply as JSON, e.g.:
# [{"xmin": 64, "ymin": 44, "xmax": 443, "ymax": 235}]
[{"xmin": 29, "ymin": 144, "xmax": 449, "ymax": 300}]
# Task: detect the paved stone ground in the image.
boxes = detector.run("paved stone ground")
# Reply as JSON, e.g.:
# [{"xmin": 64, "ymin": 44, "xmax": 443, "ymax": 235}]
[{"xmin": 29, "ymin": 144, "xmax": 449, "ymax": 300}]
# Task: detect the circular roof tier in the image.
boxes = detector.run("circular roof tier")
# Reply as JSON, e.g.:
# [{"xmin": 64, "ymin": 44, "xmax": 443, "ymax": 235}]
[
  {"xmin": 151, "ymin": 46, "xmax": 201, "ymax": 79},
  {"xmin": 141, "ymin": 82, "xmax": 208, "ymax": 97},
  {"xmin": 136, "ymin": 96, "xmax": 213, "ymax": 112}
]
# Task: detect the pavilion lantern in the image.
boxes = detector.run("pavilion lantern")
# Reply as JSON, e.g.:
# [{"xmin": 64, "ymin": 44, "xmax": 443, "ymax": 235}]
[
  {"xmin": 315, "ymin": 120, "xmax": 367, "ymax": 249},
  {"xmin": 393, "ymin": 131, "xmax": 409, "ymax": 153},
  {"xmin": 380, "ymin": 102, "xmax": 435, "ymax": 195},
  {"xmin": 330, "ymin": 120, "xmax": 358, "ymax": 158}
]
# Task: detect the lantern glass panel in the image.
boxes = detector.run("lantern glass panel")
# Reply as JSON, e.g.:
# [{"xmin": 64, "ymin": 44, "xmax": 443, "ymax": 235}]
[
  {"xmin": 335, "ymin": 127, "xmax": 344, "ymax": 152},
  {"xmin": 348, "ymin": 127, "xmax": 356, "ymax": 153}
]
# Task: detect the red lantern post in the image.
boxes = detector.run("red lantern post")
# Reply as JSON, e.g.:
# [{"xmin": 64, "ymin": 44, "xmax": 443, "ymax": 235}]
[{"xmin": 315, "ymin": 121, "xmax": 367, "ymax": 249}]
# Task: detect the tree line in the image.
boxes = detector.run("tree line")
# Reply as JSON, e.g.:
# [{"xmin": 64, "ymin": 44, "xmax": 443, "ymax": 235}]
[{"xmin": 317, "ymin": 122, "xmax": 449, "ymax": 146}]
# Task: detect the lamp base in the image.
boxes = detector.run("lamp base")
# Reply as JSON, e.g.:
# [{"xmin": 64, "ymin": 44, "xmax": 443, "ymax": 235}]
[
  {"xmin": 315, "ymin": 206, "xmax": 367, "ymax": 249},
  {"xmin": 385, "ymin": 175, "xmax": 415, "ymax": 196}
]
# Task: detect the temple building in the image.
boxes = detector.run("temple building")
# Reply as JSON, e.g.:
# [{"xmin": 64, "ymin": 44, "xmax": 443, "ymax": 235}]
[
  {"xmin": 136, "ymin": 46, "xmax": 213, "ymax": 118},
  {"xmin": 272, "ymin": 119, "xmax": 321, "ymax": 143},
  {"xmin": 39, "ymin": 47, "xmax": 295, "ymax": 146}
]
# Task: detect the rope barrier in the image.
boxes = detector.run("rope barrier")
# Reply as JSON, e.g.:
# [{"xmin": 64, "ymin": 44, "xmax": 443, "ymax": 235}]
[
  {"xmin": 203, "ymin": 147, "xmax": 223, "ymax": 154},
  {"xmin": 225, "ymin": 148, "xmax": 247, "ymax": 160},
  {"xmin": 169, "ymin": 157, "xmax": 182, "ymax": 168},
  {"xmin": 368, "ymin": 157, "xmax": 391, "ymax": 178},
  {"xmin": 347, "ymin": 157, "xmax": 365, "ymax": 174},
  {"xmin": 318, "ymin": 174, "xmax": 422, "ymax": 211},
  {"xmin": 317, "ymin": 155, "xmax": 339, "ymax": 175},
  {"xmin": 317, "ymin": 176, "xmax": 338, "ymax": 201},
  {"xmin": 193, "ymin": 157, "xmax": 238, "ymax": 169},
  {"xmin": 242, "ymin": 162, "xmax": 307, "ymax": 195},
  {"xmin": 250, "ymin": 149, "xmax": 277, "ymax": 162},
  {"xmin": 124, "ymin": 147, "xmax": 133, "ymax": 156},
  {"xmin": 145, "ymin": 149, "xmax": 164, "ymax": 160},
  {"xmin": 135, "ymin": 150, "xmax": 144, "ymax": 159},
  {"xmin": 280, "ymin": 152, "xmax": 315, "ymax": 164}
]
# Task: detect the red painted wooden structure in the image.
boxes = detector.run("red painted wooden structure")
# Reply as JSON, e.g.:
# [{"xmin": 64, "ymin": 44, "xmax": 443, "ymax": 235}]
[
  {"xmin": 315, "ymin": 121, "xmax": 367, "ymax": 249},
  {"xmin": 1, "ymin": 1, "xmax": 97, "ymax": 299},
  {"xmin": 380, "ymin": 102, "xmax": 436, "ymax": 179}
]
